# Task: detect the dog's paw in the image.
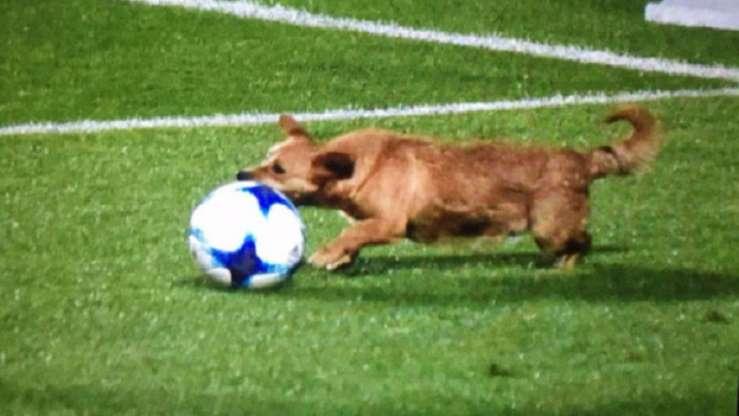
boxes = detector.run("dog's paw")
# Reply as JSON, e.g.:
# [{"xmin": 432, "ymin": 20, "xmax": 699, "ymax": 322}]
[
  {"xmin": 309, "ymin": 247, "xmax": 354, "ymax": 271},
  {"xmin": 554, "ymin": 253, "xmax": 580, "ymax": 270}
]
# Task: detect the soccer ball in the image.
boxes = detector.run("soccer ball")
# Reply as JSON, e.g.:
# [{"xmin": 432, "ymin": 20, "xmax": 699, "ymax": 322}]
[{"xmin": 187, "ymin": 181, "xmax": 305, "ymax": 289}]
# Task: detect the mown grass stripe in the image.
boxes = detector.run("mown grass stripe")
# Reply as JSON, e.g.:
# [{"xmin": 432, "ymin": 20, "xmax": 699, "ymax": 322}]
[
  {"xmin": 130, "ymin": 0, "xmax": 739, "ymax": 82},
  {"xmin": 2, "ymin": 87, "xmax": 737, "ymax": 136}
]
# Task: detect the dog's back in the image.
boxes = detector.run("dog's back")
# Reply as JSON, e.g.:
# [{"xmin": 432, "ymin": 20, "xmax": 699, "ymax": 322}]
[{"xmin": 323, "ymin": 107, "xmax": 660, "ymax": 261}]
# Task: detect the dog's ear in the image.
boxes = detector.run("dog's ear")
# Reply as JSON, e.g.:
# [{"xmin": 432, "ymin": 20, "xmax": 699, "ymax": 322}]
[
  {"xmin": 278, "ymin": 114, "xmax": 311, "ymax": 139},
  {"xmin": 311, "ymin": 151, "xmax": 355, "ymax": 183}
]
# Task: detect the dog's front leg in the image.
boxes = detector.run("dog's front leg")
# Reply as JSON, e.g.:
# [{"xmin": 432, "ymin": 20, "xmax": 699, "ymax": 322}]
[{"xmin": 309, "ymin": 218, "xmax": 405, "ymax": 270}]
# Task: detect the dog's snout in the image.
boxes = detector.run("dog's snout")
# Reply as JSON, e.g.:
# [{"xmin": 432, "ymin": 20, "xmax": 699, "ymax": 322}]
[{"xmin": 236, "ymin": 171, "xmax": 253, "ymax": 181}]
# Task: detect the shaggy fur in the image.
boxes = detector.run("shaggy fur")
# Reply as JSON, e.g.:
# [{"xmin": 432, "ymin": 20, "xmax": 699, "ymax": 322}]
[{"xmin": 238, "ymin": 106, "xmax": 661, "ymax": 270}]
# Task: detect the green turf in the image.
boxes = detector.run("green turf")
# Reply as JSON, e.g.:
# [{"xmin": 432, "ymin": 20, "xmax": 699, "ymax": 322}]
[
  {"xmin": 2, "ymin": 98, "xmax": 738, "ymax": 415},
  {"xmin": 1, "ymin": 0, "xmax": 738, "ymax": 415},
  {"xmin": 0, "ymin": 0, "xmax": 733, "ymax": 124},
  {"xmin": 268, "ymin": 0, "xmax": 739, "ymax": 67}
]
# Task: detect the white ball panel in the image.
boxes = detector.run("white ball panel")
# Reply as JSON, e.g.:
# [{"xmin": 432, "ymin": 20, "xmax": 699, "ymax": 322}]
[
  {"xmin": 248, "ymin": 273, "xmax": 285, "ymax": 289},
  {"xmin": 189, "ymin": 236, "xmax": 215, "ymax": 269},
  {"xmin": 190, "ymin": 188, "xmax": 264, "ymax": 252},
  {"xmin": 255, "ymin": 203, "xmax": 305, "ymax": 266},
  {"xmin": 205, "ymin": 267, "xmax": 232, "ymax": 287}
]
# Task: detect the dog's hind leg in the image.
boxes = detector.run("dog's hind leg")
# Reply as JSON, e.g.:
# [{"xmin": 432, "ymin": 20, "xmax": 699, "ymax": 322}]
[{"xmin": 529, "ymin": 190, "xmax": 591, "ymax": 269}]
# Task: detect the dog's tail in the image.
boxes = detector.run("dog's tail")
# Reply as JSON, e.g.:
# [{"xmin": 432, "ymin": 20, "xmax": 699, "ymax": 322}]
[{"xmin": 588, "ymin": 105, "xmax": 662, "ymax": 180}]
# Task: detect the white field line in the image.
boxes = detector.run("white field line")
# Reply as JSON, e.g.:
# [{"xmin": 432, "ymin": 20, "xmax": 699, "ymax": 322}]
[
  {"xmin": 2, "ymin": 88, "xmax": 737, "ymax": 136},
  {"xmin": 129, "ymin": 0, "xmax": 739, "ymax": 82}
]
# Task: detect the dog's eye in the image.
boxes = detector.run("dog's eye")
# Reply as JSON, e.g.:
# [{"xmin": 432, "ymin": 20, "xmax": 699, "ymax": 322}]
[{"xmin": 272, "ymin": 162, "xmax": 286, "ymax": 174}]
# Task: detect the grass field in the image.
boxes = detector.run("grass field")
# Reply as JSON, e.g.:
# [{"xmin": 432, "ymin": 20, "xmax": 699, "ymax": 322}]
[{"xmin": 1, "ymin": 1, "xmax": 738, "ymax": 415}]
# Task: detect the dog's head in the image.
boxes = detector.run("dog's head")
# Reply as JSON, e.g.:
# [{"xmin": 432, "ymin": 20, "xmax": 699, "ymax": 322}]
[{"xmin": 237, "ymin": 115, "xmax": 355, "ymax": 204}]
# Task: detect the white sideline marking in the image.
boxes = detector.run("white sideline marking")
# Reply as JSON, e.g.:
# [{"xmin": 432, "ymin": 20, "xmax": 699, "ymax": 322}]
[
  {"xmin": 129, "ymin": 0, "xmax": 739, "ymax": 82},
  {"xmin": 2, "ymin": 88, "xmax": 737, "ymax": 136}
]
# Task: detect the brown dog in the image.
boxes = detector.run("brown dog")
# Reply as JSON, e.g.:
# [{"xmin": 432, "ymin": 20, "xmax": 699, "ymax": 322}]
[{"xmin": 237, "ymin": 106, "xmax": 661, "ymax": 270}]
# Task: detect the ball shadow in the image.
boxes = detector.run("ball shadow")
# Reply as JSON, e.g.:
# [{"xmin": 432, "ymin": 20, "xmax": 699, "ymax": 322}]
[{"xmin": 171, "ymin": 273, "xmax": 295, "ymax": 293}]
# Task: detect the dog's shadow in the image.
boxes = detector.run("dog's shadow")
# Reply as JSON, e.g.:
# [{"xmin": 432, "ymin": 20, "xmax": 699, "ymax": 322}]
[
  {"xmin": 345, "ymin": 252, "xmax": 541, "ymax": 275},
  {"xmin": 299, "ymin": 246, "xmax": 739, "ymax": 305},
  {"xmin": 336, "ymin": 245, "xmax": 625, "ymax": 275},
  {"xmin": 177, "ymin": 246, "xmax": 739, "ymax": 306}
]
